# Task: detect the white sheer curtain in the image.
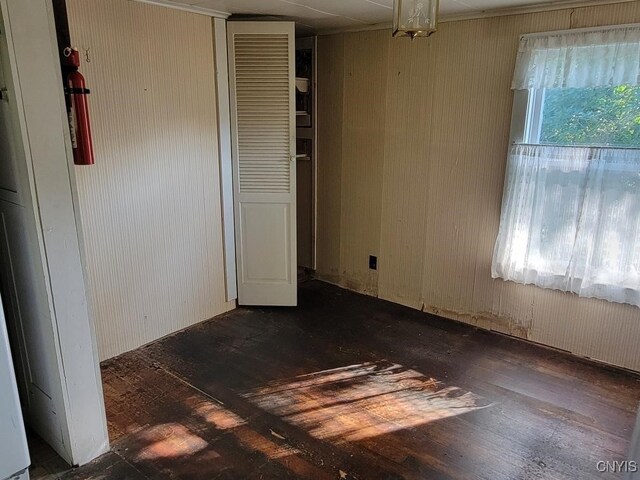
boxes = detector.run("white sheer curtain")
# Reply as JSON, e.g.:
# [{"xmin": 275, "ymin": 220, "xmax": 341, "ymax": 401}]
[
  {"xmin": 512, "ymin": 24, "xmax": 640, "ymax": 90},
  {"xmin": 492, "ymin": 145, "xmax": 640, "ymax": 307},
  {"xmin": 493, "ymin": 25, "xmax": 640, "ymax": 307}
]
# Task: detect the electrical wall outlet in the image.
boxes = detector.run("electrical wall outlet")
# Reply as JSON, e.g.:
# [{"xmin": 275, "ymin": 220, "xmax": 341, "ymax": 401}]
[{"xmin": 369, "ymin": 255, "xmax": 377, "ymax": 270}]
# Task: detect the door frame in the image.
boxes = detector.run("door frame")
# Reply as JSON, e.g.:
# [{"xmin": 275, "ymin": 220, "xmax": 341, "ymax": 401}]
[
  {"xmin": 0, "ymin": 0, "xmax": 108, "ymax": 466},
  {"xmin": 213, "ymin": 17, "xmax": 238, "ymax": 302},
  {"xmin": 295, "ymin": 35, "xmax": 318, "ymax": 271}
]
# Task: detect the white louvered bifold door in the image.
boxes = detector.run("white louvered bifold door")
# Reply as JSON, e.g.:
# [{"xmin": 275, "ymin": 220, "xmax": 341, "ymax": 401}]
[{"xmin": 228, "ymin": 22, "xmax": 297, "ymax": 306}]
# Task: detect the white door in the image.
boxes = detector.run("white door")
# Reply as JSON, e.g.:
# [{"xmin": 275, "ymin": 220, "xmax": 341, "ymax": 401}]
[
  {"xmin": 228, "ymin": 22, "xmax": 297, "ymax": 306},
  {"xmin": 0, "ymin": 292, "xmax": 30, "ymax": 479}
]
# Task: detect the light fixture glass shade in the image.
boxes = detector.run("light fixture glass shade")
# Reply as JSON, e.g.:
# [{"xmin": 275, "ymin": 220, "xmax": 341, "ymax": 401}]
[{"xmin": 393, "ymin": 0, "xmax": 439, "ymax": 39}]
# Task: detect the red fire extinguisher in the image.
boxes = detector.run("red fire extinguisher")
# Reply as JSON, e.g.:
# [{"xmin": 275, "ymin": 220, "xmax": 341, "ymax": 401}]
[{"xmin": 63, "ymin": 47, "xmax": 95, "ymax": 165}]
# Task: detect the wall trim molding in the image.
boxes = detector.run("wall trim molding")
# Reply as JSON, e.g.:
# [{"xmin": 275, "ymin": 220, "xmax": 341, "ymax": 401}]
[
  {"xmin": 0, "ymin": 0, "xmax": 109, "ymax": 465},
  {"xmin": 212, "ymin": 17, "xmax": 238, "ymax": 302},
  {"xmin": 132, "ymin": 0, "xmax": 230, "ymax": 18},
  {"xmin": 133, "ymin": 0, "xmax": 638, "ymax": 31}
]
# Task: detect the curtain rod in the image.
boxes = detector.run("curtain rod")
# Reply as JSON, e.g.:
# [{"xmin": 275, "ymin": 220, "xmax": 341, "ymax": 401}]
[{"xmin": 520, "ymin": 22, "xmax": 640, "ymax": 41}]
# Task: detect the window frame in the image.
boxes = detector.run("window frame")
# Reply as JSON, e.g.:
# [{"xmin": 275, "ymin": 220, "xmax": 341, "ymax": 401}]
[{"xmin": 510, "ymin": 88, "xmax": 546, "ymax": 146}]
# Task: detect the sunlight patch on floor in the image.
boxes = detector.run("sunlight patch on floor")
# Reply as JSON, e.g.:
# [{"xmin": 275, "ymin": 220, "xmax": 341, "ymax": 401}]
[
  {"xmin": 135, "ymin": 423, "xmax": 210, "ymax": 461},
  {"xmin": 243, "ymin": 361, "xmax": 492, "ymax": 443},
  {"xmin": 187, "ymin": 396, "xmax": 247, "ymax": 430}
]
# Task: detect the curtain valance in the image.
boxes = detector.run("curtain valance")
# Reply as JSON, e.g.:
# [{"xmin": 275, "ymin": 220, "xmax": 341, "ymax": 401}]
[{"xmin": 512, "ymin": 25, "xmax": 640, "ymax": 90}]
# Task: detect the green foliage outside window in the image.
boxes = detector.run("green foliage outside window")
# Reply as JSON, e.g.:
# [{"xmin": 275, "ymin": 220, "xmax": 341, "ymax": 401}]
[{"xmin": 540, "ymin": 85, "xmax": 640, "ymax": 147}]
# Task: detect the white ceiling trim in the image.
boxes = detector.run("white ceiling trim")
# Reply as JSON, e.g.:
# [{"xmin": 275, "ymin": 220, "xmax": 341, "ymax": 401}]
[
  {"xmin": 317, "ymin": 0, "xmax": 639, "ymax": 34},
  {"xmin": 442, "ymin": 0, "xmax": 638, "ymax": 22},
  {"xmin": 131, "ymin": 0, "xmax": 230, "ymax": 18},
  {"xmin": 131, "ymin": 0, "xmax": 639, "ymax": 28}
]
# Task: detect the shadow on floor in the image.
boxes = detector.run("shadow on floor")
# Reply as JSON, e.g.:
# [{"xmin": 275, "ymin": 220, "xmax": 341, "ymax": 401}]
[{"xmin": 27, "ymin": 430, "xmax": 72, "ymax": 480}]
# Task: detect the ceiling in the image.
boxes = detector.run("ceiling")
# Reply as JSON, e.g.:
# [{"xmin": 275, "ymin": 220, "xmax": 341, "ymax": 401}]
[{"xmin": 142, "ymin": 0, "xmax": 618, "ymax": 31}]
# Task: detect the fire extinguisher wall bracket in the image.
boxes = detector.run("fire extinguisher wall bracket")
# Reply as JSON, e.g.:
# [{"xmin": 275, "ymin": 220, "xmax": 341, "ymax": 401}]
[
  {"xmin": 65, "ymin": 87, "xmax": 91, "ymax": 95},
  {"xmin": 63, "ymin": 47, "xmax": 95, "ymax": 166}
]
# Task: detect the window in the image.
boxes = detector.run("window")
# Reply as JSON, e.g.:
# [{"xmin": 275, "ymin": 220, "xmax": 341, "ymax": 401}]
[
  {"xmin": 492, "ymin": 25, "xmax": 640, "ymax": 308},
  {"xmin": 541, "ymin": 86, "xmax": 640, "ymax": 146},
  {"xmin": 535, "ymin": 85, "xmax": 640, "ymax": 147}
]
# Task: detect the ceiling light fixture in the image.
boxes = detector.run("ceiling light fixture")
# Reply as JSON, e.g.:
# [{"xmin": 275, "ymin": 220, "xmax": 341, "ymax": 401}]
[{"xmin": 392, "ymin": 0, "xmax": 439, "ymax": 39}]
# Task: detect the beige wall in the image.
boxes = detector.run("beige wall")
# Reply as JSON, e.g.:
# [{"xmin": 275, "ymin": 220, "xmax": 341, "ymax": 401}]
[
  {"xmin": 317, "ymin": 2, "xmax": 640, "ymax": 372},
  {"xmin": 67, "ymin": 0, "xmax": 234, "ymax": 360}
]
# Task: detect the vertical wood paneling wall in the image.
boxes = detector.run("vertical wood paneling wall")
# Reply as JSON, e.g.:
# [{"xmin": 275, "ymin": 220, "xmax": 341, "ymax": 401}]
[
  {"xmin": 67, "ymin": 0, "xmax": 234, "ymax": 360},
  {"xmin": 316, "ymin": 34, "xmax": 344, "ymax": 285},
  {"xmin": 317, "ymin": 2, "xmax": 640, "ymax": 372},
  {"xmin": 340, "ymin": 31, "xmax": 389, "ymax": 296}
]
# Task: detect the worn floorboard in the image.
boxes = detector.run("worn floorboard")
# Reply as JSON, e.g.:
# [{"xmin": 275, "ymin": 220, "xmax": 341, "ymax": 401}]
[{"xmin": 52, "ymin": 280, "xmax": 639, "ymax": 479}]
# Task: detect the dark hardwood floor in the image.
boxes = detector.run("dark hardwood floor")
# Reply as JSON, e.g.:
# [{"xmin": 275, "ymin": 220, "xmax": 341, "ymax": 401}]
[{"xmin": 57, "ymin": 280, "xmax": 639, "ymax": 479}]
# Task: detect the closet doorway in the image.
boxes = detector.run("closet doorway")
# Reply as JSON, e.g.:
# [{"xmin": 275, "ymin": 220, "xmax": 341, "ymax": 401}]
[{"xmin": 295, "ymin": 36, "xmax": 317, "ymax": 280}]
